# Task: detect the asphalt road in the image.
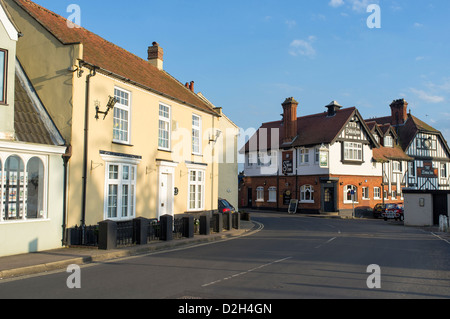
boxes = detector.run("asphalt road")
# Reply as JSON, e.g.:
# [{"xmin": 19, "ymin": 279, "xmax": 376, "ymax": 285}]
[{"xmin": 1, "ymin": 212, "xmax": 449, "ymax": 300}]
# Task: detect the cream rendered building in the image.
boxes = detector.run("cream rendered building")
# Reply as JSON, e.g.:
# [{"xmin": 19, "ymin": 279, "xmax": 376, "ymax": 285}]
[{"xmin": 5, "ymin": 0, "xmax": 236, "ymax": 239}]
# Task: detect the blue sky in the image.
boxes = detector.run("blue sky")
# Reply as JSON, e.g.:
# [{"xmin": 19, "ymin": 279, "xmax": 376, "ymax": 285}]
[{"xmin": 34, "ymin": 0, "xmax": 450, "ymax": 142}]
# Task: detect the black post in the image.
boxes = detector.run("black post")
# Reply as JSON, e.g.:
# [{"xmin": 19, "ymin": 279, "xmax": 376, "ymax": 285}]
[
  {"xmin": 233, "ymin": 213, "xmax": 241, "ymax": 229},
  {"xmin": 183, "ymin": 216, "xmax": 194, "ymax": 238},
  {"xmin": 224, "ymin": 212, "xmax": 232, "ymax": 231},
  {"xmin": 133, "ymin": 217, "xmax": 149, "ymax": 245},
  {"xmin": 200, "ymin": 215, "xmax": 210, "ymax": 235},
  {"xmin": 160, "ymin": 214, "xmax": 173, "ymax": 241},
  {"xmin": 214, "ymin": 213, "xmax": 223, "ymax": 233},
  {"xmin": 98, "ymin": 220, "xmax": 117, "ymax": 250}
]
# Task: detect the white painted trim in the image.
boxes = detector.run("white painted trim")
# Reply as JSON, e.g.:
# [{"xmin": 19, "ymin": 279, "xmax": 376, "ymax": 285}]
[
  {"xmin": 0, "ymin": 3, "xmax": 19, "ymax": 41},
  {"xmin": 0, "ymin": 140, "xmax": 65, "ymax": 155}
]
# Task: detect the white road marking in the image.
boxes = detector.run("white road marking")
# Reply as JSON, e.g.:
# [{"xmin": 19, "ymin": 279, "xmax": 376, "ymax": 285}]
[{"xmin": 201, "ymin": 256, "xmax": 293, "ymax": 288}]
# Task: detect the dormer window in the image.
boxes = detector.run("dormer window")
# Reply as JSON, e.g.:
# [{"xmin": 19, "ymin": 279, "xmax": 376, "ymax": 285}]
[
  {"xmin": 0, "ymin": 49, "xmax": 7, "ymax": 104},
  {"xmin": 384, "ymin": 135, "xmax": 393, "ymax": 147}
]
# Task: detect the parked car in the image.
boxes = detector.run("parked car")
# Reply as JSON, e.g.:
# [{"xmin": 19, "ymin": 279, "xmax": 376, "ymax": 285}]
[
  {"xmin": 382, "ymin": 203, "xmax": 404, "ymax": 221},
  {"xmin": 218, "ymin": 198, "xmax": 236, "ymax": 214},
  {"xmin": 373, "ymin": 203, "xmax": 385, "ymax": 219}
]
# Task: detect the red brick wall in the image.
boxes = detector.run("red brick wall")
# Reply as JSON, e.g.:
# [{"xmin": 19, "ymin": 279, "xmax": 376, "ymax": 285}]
[{"xmin": 239, "ymin": 174, "xmax": 404, "ymax": 214}]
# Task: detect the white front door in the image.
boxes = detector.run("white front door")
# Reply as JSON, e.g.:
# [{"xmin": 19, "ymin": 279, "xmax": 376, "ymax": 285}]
[
  {"xmin": 159, "ymin": 173, "xmax": 168, "ymax": 217},
  {"xmin": 157, "ymin": 161, "xmax": 177, "ymax": 219}
]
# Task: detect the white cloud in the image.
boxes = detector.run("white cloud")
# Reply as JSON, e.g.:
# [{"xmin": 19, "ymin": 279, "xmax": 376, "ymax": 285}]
[
  {"xmin": 329, "ymin": 0, "xmax": 379, "ymax": 13},
  {"xmin": 410, "ymin": 88, "xmax": 445, "ymax": 103},
  {"xmin": 289, "ymin": 36, "xmax": 317, "ymax": 58},
  {"xmin": 329, "ymin": 0, "xmax": 344, "ymax": 8},
  {"xmin": 285, "ymin": 20, "xmax": 297, "ymax": 28}
]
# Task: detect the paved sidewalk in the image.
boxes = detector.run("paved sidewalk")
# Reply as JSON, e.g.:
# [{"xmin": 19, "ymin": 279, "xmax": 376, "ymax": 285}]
[{"xmin": 0, "ymin": 220, "xmax": 256, "ymax": 280}]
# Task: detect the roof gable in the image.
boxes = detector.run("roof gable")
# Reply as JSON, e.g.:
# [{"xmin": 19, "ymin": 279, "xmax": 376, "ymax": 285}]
[{"xmin": 241, "ymin": 106, "xmax": 380, "ymax": 153}]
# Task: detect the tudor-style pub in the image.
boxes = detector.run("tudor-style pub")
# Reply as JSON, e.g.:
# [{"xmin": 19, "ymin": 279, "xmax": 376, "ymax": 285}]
[{"xmin": 239, "ymin": 97, "xmax": 449, "ymax": 217}]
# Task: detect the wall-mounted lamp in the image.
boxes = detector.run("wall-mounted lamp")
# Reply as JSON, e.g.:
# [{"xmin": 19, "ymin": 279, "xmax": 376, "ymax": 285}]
[
  {"xmin": 95, "ymin": 96, "xmax": 117, "ymax": 120},
  {"xmin": 209, "ymin": 130, "xmax": 222, "ymax": 144}
]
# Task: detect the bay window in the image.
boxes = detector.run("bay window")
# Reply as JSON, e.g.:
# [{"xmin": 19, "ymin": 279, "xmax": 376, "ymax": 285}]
[
  {"xmin": 1, "ymin": 153, "xmax": 47, "ymax": 222},
  {"xmin": 104, "ymin": 162, "xmax": 136, "ymax": 220}
]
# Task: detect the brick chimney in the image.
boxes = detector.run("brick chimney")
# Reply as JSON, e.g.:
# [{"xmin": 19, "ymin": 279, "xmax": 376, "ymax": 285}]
[
  {"xmin": 390, "ymin": 99, "xmax": 408, "ymax": 126},
  {"xmin": 148, "ymin": 42, "xmax": 164, "ymax": 70},
  {"xmin": 282, "ymin": 97, "xmax": 299, "ymax": 143}
]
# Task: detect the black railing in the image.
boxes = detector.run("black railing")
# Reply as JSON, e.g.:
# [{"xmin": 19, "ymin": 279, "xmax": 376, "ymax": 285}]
[
  {"xmin": 117, "ymin": 220, "xmax": 134, "ymax": 247},
  {"xmin": 66, "ymin": 213, "xmax": 241, "ymax": 249}
]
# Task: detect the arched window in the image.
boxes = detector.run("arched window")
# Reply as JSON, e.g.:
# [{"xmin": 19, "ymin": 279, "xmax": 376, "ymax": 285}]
[
  {"xmin": 300, "ymin": 185, "xmax": 314, "ymax": 202},
  {"xmin": 27, "ymin": 157, "xmax": 45, "ymax": 219},
  {"xmin": 268, "ymin": 187, "xmax": 277, "ymax": 202},
  {"xmin": 5, "ymin": 155, "xmax": 25, "ymax": 220},
  {"xmin": 256, "ymin": 186, "xmax": 264, "ymax": 202},
  {"xmin": 344, "ymin": 185, "xmax": 358, "ymax": 203}
]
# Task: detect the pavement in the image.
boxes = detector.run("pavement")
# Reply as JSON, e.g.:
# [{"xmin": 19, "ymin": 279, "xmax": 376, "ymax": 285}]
[{"xmin": 0, "ymin": 220, "xmax": 257, "ymax": 280}]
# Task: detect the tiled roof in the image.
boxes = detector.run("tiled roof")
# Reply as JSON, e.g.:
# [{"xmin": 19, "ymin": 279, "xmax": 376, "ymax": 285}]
[
  {"xmin": 241, "ymin": 107, "xmax": 358, "ymax": 153},
  {"xmin": 13, "ymin": 0, "xmax": 219, "ymax": 116},
  {"xmin": 373, "ymin": 145, "xmax": 413, "ymax": 163},
  {"xmin": 14, "ymin": 73, "xmax": 64, "ymax": 145}
]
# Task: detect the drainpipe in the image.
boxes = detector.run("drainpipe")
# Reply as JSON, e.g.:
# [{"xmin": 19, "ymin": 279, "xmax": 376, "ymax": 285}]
[
  {"xmin": 61, "ymin": 145, "xmax": 72, "ymax": 246},
  {"xmin": 81, "ymin": 66, "xmax": 97, "ymax": 243}
]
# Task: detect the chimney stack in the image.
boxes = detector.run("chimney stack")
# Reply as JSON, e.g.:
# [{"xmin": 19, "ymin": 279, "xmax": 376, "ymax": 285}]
[
  {"xmin": 282, "ymin": 97, "xmax": 299, "ymax": 143},
  {"xmin": 390, "ymin": 99, "xmax": 408, "ymax": 126},
  {"xmin": 148, "ymin": 42, "xmax": 164, "ymax": 70}
]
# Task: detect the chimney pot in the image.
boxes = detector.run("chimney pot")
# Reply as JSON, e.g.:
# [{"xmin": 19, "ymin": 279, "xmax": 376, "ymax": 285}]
[{"xmin": 189, "ymin": 81, "xmax": 194, "ymax": 92}]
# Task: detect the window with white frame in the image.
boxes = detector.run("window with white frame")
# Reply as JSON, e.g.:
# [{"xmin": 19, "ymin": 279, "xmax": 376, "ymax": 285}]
[
  {"xmin": 1, "ymin": 153, "xmax": 47, "ymax": 222},
  {"xmin": 192, "ymin": 114, "xmax": 201, "ymax": 155},
  {"xmin": 268, "ymin": 187, "xmax": 277, "ymax": 202},
  {"xmin": 0, "ymin": 49, "xmax": 7, "ymax": 104},
  {"xmin": 343, "ymin": 142, "xmax": 363, "ymax": 161},
  {"xmin": 344, "ymin": 185, "xmax": 358, "ymax": 203},
  {"xmin": 384, "ymin": 135, "xmax": 393, "ymax": 147},
  {"xmin": 188, "ymin": 169, "xmax": 205, "ymax": 211},
  {"xmin": 393, "ymin": 161, "xmax": 401, "ymax": 172},
  {"xmin": 256, "ymin": 186, "xmax": 264, "ymax": 202},
  {"xmin": 374, "ymin": 187, "xmax": 381, "ymax": 199},
  {"xmin": 362, "ymin": 187, "xmax": 369, "ymax": 200},
  {"xmin": 299, "ymin": 148, "xmax": 309, "ymax": 165},
  {"xmin": 113, "ymin": 88, "xmax": 131, "ymax": 143},
  {"xmin": 105, "ymin": 163, "xmax": 136, "ymax": 220},
  {"xmin": 315, "ymin": 148, "xmax": 320, "ymax": 163},
  {"xmin": 300, "ymin": 185, "xmax": 314, "ymax": 202},
  {"xmin": 158, "ymin": 104, "xmax": 171, "ymax": 150}
]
